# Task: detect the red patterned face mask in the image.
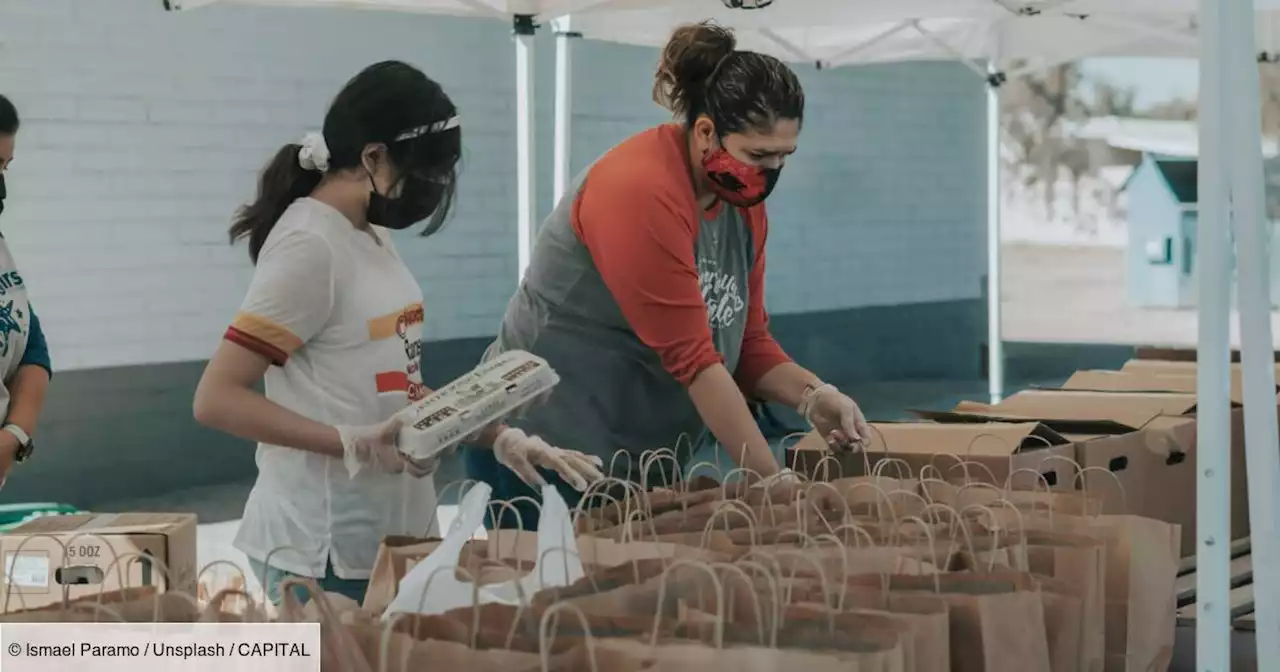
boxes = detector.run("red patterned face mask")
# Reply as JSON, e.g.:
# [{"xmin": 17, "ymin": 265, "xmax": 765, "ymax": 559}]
[{"xmin": 702, "ymin": 147, "xmax": 781, "ymax": 208}]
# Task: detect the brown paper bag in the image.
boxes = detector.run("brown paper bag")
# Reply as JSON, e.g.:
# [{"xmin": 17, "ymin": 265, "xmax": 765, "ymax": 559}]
[
  {"xmin": 922, "ymin": 480, "xmax": 1102, "ymax": 517},
  {"xmin": 364, "ymin": 536, "xmax": 443, "ymax": 614},
  {"xmin": 0, "ymin": 586, "xmax": 204, "ymax": 622},
  {"xmin": 378, "ymin": 603, "xmax": 661, "ymax": 654},
  {"xmin": 1022, "ymin": 532, "xmax": 1106, "ymax": 672},
  {"xmin": 676, "ymin": 610, "xmax": 910, "ymax": 672},
  {"xmin": 847, "ymin": 572, "xmax": 1052, "ymax": 672},
  {"xmin": 278, "ymin": 579, "xmax": 375, "ymax": 672},
  {"xmin": 344, "ymin": 624, "xmax": 548, "ymax": 672},
  {"xmin": 818, "ymin": 586, "xmax": 951, "ymax": 672},
  {"xmin": 748, "ymin": 541, "xmax": 947, "ymax": 579},
  {"xmin": 785, "ymin": 600, "xmax": 945, "ymax": 672},
  {"xmin": 575, "ymin": 487, "xmax": 726, "ymax": 532},
  {"xmin": 1039, "ymin": 579, "xmax": 1084, "ymax": 672},
  {"xmin": 1055, "ymin": 514, "xmax": 1178, "ymax": 672},
  {"xmin": 950, "ymin": 532, "xmax": 1030, "ymax": 573},
  {"xmin": 978, "ymin": 509, "xmax": 1177, "ymax": 672},
  {"xmin": 953, "ymin": 530, "xmax": 1103, "ymax": 672},
  {"xmin": 532, "ymin": 560, "xmax": 772, "ymax": 627},
  {"xmin": 940, "ymin": 571, "xmax": 1082, "ymax": 672},
  {"xmin": 487, "ymin": 528, "xmax": 734, "ymax": 567},
  {"xmin": 363, "ymin": 536, "xmax": 528, "ymax": 614},
  {"xmin": 590, "ymin": 636, "xmax": 871, "ymax": 672}
]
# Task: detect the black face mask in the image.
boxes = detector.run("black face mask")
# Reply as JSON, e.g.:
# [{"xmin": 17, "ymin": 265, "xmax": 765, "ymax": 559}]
[
  {"xmin": 366, "ymin": 171, "xmax": 445, "ymax": 231},
  {"xmin": 0, "ymin": 173, "xmax": 6, "ymax": 218}
]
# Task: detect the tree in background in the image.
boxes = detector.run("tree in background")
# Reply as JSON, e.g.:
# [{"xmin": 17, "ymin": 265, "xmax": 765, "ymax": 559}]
[{"xmin": 1001, "ymin": 63, "xmax": 1120, "ymax": 221}]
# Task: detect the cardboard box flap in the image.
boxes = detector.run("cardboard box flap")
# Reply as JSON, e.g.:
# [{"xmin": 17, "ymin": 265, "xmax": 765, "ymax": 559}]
[
  {"xmin": 1067, "ymin": 369, "xmax": 1273, "ymax": 404},
  {"xmin": 1062, "ymin": 370, "xmax": 1199, "ymax": 394},
  {"xmin": 997, "ymin": 388, "xmax": 1200, "ymax": 419},
  {"xmin": 1123, "ymin": 358, "xmax": 1280, "ymax": 380},
  {"xmin": 865, "ymin": 421, "xmax": 1068, "ymax": 456},
  {"xmin": 940, "ymin": 389, "xmax": 1208, "ymax": 433},
  {"xmin": 913, "ymin": 406, "xmax": 1137, "ymax": 435},
  {"xmin": 9, "ymin": 513, "xmax": 193, "ymax": 536}
]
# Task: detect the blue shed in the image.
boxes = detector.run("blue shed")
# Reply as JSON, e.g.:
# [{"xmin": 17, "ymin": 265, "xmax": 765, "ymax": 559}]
[{"xmin": 1125, "ymin": 152, "xmax": 1280, "ymax": 309}]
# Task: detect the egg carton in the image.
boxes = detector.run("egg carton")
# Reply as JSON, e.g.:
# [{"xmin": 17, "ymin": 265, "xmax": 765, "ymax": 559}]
[{"xmin": 396, "ymin": 349, "xmax": 560, "ymax": 462}]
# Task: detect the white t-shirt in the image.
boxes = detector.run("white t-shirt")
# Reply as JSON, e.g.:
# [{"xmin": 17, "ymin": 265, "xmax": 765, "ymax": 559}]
[
  {"xmin": 0, "ymin": 235, "xmax": 33, "ymax": 423},
  {"xmin": 228, "ymin": 198, "xmax": 439, "ymax": 580}
]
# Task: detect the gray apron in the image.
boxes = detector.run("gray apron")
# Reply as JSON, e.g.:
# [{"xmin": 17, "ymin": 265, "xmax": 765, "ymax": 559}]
[{"xmin": 482, "ymin": 166, "xmax": 755, "ymax": 478}]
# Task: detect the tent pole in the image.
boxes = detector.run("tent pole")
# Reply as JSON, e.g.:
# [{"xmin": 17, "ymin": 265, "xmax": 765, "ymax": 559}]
[
  {"xmin": 514, "ymin": 14, "xmax": 538, "ymax": 284},
  {"xmin": 1194, "ymin": 0, "xmax": 1235, "ymax": 669},
  {"xmin": 1223, "ymin": 0, "xmax": 1280, "ymax": 666},
  {"xmin": 553, "ymin": 16, "xmax": 580, "ymax": 205},
  {"xmin": 985, "ymin": 63, "xmax": 1005, "ymax": 404}
]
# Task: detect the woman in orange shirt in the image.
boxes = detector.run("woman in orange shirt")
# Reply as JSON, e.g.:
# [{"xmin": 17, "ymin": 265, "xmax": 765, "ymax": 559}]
[{"xmin": 468, "ymin": 22, "xmax": 869, "ymax": 529}]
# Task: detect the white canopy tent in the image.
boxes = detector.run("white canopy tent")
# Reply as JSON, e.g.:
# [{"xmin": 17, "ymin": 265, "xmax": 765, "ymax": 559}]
[{"xmin": 163, "ymin": 1, "xmax": 1278, "ymax": 667}]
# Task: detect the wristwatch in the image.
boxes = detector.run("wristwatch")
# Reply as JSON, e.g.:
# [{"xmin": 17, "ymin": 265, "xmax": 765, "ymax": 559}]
[{"xmin": 3, "ymin": 424, "xmax": 33, "ymax": 463}]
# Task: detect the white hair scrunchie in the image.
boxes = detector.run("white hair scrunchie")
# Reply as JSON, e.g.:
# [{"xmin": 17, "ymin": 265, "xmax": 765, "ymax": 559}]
[{"xmin": 297, "ymin": 132, "xmax": 330, "ymax": 172}]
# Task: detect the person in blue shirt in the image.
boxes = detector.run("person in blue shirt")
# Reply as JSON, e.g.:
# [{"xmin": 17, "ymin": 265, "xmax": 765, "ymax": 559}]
[{"xmin": 0, "ymin": 94, "xmax": 52, "ymax": 489}]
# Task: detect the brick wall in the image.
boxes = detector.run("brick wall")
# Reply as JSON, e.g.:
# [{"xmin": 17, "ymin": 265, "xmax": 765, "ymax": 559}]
[{"xmin": 0, "ymin": 0, "xmax": 985, "ymax": 373}]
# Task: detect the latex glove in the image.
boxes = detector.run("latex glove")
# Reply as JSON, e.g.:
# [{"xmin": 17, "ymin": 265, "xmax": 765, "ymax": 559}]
[
  {"xmin": 403, "ymin": 454, "xmax": 442, "ymax": 479},
  {"xmin": 798, "ymin": 383, "xmax": 870, "ymax": 451},
  {"xmin": 337, "ymin": 416, "xmax": 410, "ymax": 477},
  {"xmin": 492, "ymin": 428, "xmax": 605, "ymax": 491}
]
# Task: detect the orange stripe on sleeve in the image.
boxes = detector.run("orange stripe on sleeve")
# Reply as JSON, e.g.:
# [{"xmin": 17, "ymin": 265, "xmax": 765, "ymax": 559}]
[
  {"xmin": 230, "ymin": 312, "xmax": 304, "ymax": 356},
  {"xmin": 224, "ymin": 327, "xmax": 289, "ymax": 366}
]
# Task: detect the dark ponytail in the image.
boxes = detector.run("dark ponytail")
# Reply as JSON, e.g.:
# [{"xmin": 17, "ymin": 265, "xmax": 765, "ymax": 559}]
[
  {"xmin": 229, "ymin": 60, "xmax": 461, "ymax": 265},
  {"xmin": 653, "ymin": 21, "xmax": 804, "ymax": 135},
  {"xmin": 230, "ymin": 144, "xmax": 323, "ymax": 264}
]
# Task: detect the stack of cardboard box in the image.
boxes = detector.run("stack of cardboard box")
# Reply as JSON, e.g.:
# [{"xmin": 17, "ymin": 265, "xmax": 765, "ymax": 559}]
[{"xmin": 789, "ymin": 349, "xmax": 1279, "ymax": 556}]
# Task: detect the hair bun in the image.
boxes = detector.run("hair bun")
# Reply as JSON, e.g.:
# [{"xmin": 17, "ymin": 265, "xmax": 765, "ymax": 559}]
[{"xmin": 652, "ymin": 21, "xmax": 737, "ymax": 117}]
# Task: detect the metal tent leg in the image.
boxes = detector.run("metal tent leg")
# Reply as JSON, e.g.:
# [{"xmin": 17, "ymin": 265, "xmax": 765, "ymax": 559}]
[{"xmin": 514, "ymin": 14, "xmax": 537, "ymax": 284}]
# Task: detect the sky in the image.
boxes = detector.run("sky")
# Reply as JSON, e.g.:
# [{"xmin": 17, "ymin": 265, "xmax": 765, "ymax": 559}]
[{"xmin": 1079, "ymin": 57, "xmax": 1199, "ymax": 109}]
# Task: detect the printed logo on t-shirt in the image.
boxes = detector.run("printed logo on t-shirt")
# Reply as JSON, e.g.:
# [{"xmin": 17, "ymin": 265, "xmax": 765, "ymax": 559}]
[
  {"xmin": 368, "ymin": 302, "xmax": 427, "ymax": 402},
  {"xmin": 697, "ymin": 257, "xmax": 745, "ymax": 330},
  {"xmin": 0, "ymin": 300, "xmax": 22, "ymax": 358},
  {"xmin": 0, "ymin": 270, "xmax": 26, "ymax": 358},
  {"xmin": 0, "ymin": 271, "xmax": 24, "ymax": 295}
]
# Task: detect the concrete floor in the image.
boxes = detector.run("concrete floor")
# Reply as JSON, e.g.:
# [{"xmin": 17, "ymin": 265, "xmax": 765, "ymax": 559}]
[{"xmin": 1002, "ymin": 243, "xmax": 1280, "ymax": 347}]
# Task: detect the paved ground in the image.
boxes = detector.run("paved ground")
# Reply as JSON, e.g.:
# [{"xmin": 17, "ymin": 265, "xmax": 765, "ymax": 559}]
[{"xmin": 1002, "ymin": 243, "xmax": 1280, "ymax": 347}]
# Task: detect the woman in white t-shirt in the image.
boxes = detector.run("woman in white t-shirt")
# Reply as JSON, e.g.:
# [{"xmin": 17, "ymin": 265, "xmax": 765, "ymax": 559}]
[{"xmin": 193, "ymin": 61, "xmax": 603, "ymax": 606}]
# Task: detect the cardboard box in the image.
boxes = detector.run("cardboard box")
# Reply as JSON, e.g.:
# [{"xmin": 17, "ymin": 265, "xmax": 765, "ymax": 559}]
[
  {"xmin": 0, "ymin": 513, "xmax": 196, "ymax": 611},
  {"xmin": 1134, "ymin": 345, "xmax": 1280, "ymax": 363},
  {"xmin": 912, "ymin": 389, "xmax": 1209, "ymax": 444},
  {"xmin": 917, "ymin": 388, "xmax": 1247, "ymax": 556},
  {"xmin": 1121, "ymin": 358, "xmax": 1280, "ymax": 383},
  {"xmin": 1060, "ymin": 369, "xmax": 1274, "ymax": 405},
  {"xmin": 788, "ymin": 421, "xmax": 1077, "ymax": 490}
]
